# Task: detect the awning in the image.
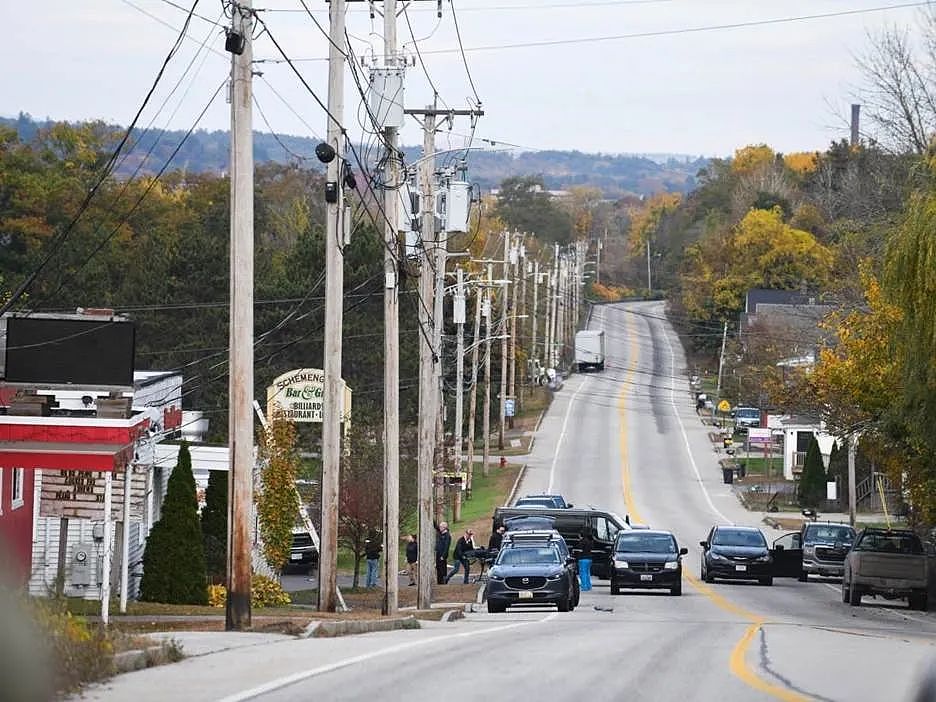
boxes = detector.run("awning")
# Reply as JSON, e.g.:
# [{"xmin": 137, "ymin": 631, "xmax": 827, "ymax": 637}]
[{"xmin": 0, "ymin": 441, "xmax": 134, "ymax": 472}]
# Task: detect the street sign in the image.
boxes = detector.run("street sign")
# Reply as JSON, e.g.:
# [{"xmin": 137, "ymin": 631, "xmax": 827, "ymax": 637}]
[
  {"xmin": 717, "ymin": 400, "xmax": 731, "ymax": 413},
  {"xmin": 504, "ymin": 398, "xmax": 515, "ymax": 417}
]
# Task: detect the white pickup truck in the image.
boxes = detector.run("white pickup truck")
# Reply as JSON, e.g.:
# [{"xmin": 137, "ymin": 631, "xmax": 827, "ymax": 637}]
[{"xmin": 575, "ymin": 330, "xmax": 605, "ymax": 372}]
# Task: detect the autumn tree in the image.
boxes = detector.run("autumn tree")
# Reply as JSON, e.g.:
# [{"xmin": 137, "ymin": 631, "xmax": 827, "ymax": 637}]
[
  {"xmin": 339, "ymin": 419, "xmax": 384, "ymax": 588},
  {"xmin": 257, "ymin": 417, "xmax": 301, "ymax": 576},
  {"xmin": 495, "ymin": 175, "xmax": 573, "ymax": 244}
]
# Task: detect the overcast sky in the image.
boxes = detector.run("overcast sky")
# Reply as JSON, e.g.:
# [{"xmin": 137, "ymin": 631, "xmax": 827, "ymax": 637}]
[{"xmin": 2, "ymin": 0, "xmax": 929, "ymax": 158}]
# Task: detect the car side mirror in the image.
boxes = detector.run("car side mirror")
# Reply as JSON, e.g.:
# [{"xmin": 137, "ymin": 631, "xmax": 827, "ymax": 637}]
[
  {"xmin": 679, "ymin": 547, "xmax": 688, "ymax": 556},
  {"xmin": 567, "ymin": 503, "xmax": 573, "ymax": 508},
  {"xmin": 699, "ymin": 541, "xmax": 709, "ymax": 549}
]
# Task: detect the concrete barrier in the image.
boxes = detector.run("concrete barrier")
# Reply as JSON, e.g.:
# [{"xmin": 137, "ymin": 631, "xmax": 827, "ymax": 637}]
[{"xmin": 305, "ymin": 616, "xmax": 420, "ymax": 638}]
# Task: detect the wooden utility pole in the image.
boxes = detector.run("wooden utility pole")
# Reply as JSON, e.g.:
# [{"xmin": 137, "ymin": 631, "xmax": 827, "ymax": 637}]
[
  {"xmin": 414, "ymin": 105, "xmax": 438, "ymax": 609},
  {"xmin": 519, "ymin": 240, "xmax": 528, "ymax": 408},
  {"xmin": 381, "ymin": 0, "xmax": 400, "ymax": 616},
  {"xmin": 226, "ymin": 0, "xmax": 254, "ymax": 630},
  {"xmin": 498, "ymin": 234, "xmax": 509, "ymax": 449},
  {"xmin": 318, "ymin": 0, "xmax": 346, "ymax": 614},
  {"xmin": 465, "ymin": 282, "xmax": 482, "ymax": 495},
  {"xmin": 531, "ymin": 259, "xmax": 539, "ymax": 369},
  {"xmin": 452, "ymin": 267, "xmax": 466, "ymax": 521},
  {"xmin": 850, "ymin": 104, "xmax": 861, "ymax": 147},
  {"xmin": 482, "ymin": 263, "xmax": 493, "ymax": 477},
  {"xmin": 847, "ymin": 434, "xmax": 857, "ymax": 526},
  {"xmin": 508, "ymin": 232, "xmax": 519, "ymax": 425}
]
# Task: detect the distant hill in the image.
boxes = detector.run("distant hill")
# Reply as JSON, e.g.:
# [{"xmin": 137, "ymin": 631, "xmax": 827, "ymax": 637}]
[{"xmin": 2, "ymin": 113, "xmax": 706, "ymax": 197}]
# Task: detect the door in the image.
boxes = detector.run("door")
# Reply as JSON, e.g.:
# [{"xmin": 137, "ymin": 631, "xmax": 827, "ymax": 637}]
[
  {"xmin": 771, "ymin": 532, "xmax": 803, "ymax": 578},
  {"xmin": 590, "ymin": 515, "xmax": 620, "ymax": 579}
]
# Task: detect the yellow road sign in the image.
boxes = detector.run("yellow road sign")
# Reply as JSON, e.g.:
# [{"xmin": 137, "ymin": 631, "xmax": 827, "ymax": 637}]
[{"xmin": 717, "ymin": 400, "xmax": 731, "ymax": 413}]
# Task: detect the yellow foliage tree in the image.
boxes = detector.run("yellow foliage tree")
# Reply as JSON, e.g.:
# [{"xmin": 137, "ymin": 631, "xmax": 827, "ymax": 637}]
[
  {"xmin": 628, "ymin": 192, "xmax": 681, "ymax": 251},
  {"xmin": 731, "ymin": 144, "xmax": 775, "ymax": 175},
  {"xmin": 783, "ymin": 151, "xmax": 819, "ymax": 175}
]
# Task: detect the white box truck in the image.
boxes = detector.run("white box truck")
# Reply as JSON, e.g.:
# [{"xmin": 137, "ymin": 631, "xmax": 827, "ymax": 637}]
[{"xmin": 575, "ymin": 329, "xmax": 605, "ymax": 372}]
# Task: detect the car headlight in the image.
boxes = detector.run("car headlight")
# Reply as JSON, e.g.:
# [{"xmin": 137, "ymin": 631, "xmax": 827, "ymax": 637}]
[
  {"xmin": 546, "ymin": 573, "xmax": 563, "ymax": 581},
  {"xmin": 663, "ymin": 561, "xmax": 679, "ymax": 570},
  {"xmin": 756, "ymin": 554, "xmax": 771, "ymax": 562},
  {"xmin": 489, "ymin": 573, "xmax": 505, "ymax": 581},
  {"xmin": 709, "ymin": 552, "xmax": 727, "ymax": 561},
  {"xmin": 803, "ymin": 545, "xmax": 815, "ymax": 556},
  {"xmin": 613, "ymin": 559, "xmax": 629, "ymax": 569}
]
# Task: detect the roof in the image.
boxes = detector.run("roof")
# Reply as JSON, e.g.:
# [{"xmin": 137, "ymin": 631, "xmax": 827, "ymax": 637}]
[
  {"xmin": 0, "ymin": 440, "xmax": 133, "ymax": 471},
  {"xmin": 714, "ymin": 525, "xmax": 762, "ymax": 531},
  {"xmin": 745, "ymin": 289, "xmax": 812, "ymax": 312},
  {"xmin": 615, "ymin": 529, "xmax": 675, "ymax": 537}
]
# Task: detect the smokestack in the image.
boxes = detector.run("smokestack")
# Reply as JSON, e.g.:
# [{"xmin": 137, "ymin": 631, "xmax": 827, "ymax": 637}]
[{"xmin": 850, "ymin": 104, "xmax": 861, "ymax": 147}]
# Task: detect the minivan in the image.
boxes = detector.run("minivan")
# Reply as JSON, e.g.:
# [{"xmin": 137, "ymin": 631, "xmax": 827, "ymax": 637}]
[{"xmin": 493, "ymin": 506, "xmax": 631, "ymax": 579}]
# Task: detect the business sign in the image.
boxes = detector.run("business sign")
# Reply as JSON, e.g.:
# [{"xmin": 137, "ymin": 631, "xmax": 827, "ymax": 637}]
[
  {"xmin": 267, "ymin": 368, "xmax": 352, "ymax": 424},
  {"xmin": 39, "ymin": 468, "xmax": 146, "ymax": 520},
  {"xmin": 747, "ymin": 428, "xmax": 772, "ymax": 445},
  {"xmin": 504, "ymin": 398, "xmax": 516, "ymax": 418}
]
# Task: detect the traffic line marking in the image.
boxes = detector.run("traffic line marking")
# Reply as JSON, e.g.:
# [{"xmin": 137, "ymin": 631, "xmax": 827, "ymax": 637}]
[
  {"xmin": 547, "ymin": 376, "xmax": 589, "ymax": 494},
  {"xmin": 616, "ymin": 306, "xmax": 809, "ymax": 702}
]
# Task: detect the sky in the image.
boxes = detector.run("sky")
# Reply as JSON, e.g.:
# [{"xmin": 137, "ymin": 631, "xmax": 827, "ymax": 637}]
[{"xmin": 2, "ymin": 0, "xmax": 931, "ymax": 158}]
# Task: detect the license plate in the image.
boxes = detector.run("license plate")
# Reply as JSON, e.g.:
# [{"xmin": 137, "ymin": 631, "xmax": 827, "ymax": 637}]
[
  {"xmin": 640, "ymin": 574, "xmax": 653, "ymax": 581},
  {"xmin": 518, "ymin": 590, "xmax": 533, "ymax": 599},
  {"xmin": 735, "ymin": 565, "xmax": 747, "ymax": 572},
  {"xmin": 290, "ymin": 554, "xmax": 302, "ymax": 561}
]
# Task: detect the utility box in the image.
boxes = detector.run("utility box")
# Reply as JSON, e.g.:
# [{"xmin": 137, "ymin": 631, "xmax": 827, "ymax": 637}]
[
  {"xmin": 70, "ymin": 542, "xmax": 99, "ymax": 587},
  {"xmin": 445, "ymin": 181, "xmax": 471, "ymax": 233},
  {"xmin": 367, "ymin": 67, "xmax": 405, "ymax": 129}
]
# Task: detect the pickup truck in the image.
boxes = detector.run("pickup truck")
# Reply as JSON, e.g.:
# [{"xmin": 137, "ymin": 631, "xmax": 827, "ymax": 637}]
[{"xmin": 842, "ymin": 528, "xmax": 930, "ymax": 610}]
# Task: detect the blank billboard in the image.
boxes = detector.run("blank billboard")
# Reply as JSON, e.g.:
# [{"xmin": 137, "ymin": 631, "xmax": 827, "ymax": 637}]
[{"xmin": 4, "ymin": 317, "xmax": 135, "ymax": 387}]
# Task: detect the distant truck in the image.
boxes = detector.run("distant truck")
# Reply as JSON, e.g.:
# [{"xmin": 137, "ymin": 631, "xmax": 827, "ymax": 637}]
[
  {"xmin": 842, "ymin": 528, "xmax": 930, "ymax": 610},
  {"xmin": 575, "ymin": 330, "xmax": 605, "ymax": 372}
]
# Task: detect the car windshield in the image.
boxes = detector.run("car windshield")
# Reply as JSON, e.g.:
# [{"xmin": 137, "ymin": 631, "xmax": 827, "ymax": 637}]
[
  {"xmin": 737, "ymin": 409, "xmax": 759, "ymax": 418},
  {"xmin": 615, "ymin": 533, "xmax": 676, "ymax": 554},
  {"xmin": 854, "ymin": 532, "xmax": 923, "ymax": 554},
  {"xmin": 496, "ymin": 547, "xmax": 561, "ymax": 566},
  {"xmin": 805, "ymin": 525, "xmax": 855, "ymax": 543},
  {"xmin": 516, "ymin": 498, "xmax": 556, "ymax": 507},
  {"xmin": 712, "ymin": 529, "xmax": 766, "ymax": 547}
]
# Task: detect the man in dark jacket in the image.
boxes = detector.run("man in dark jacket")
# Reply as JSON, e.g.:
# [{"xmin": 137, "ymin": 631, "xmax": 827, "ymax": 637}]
[
  {"xmin": 406, "ymin": 534, "xmax": 418, "ymax": 586},
  {"xmin": 435, "ymin": 522, "xmax": 452, "ymax": 584},
  {"xmin": 488, "ymin": 525, "xmax": 506, "ymax": 551},
  {"xmin": 578, "ymin": 531, "xmax": 594, "ymax": 592},
  {"xmin": 446, "ymin": 529, "xmax": 477, "ymax": 584},
  {"xmin": 364, "ymin": 532, "xmax": 382, "ymax": 588}
]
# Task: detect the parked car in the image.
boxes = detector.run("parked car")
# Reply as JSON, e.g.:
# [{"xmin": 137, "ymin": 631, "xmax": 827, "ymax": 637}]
[
  {"xmin": 493, "ymin": 506, "xmax": 630, "ymax": 578},
  {"xmin": 500, "ymin": 529, "xmax": 579, "ymax": 607},
  {"xmin": 798, "ymin": 523, "xmax": 856, "ymax": 581},
  {"xmin": 515, "ymin": 494, "xmax": 572, "ymax": 509},
  {"xmin": 700, "ymin": 525, "xmax": 773, "ymax": 585},
  {"xmin": 485, "ymin": 541, "xmax": 578, "ymax": 613},
  {"xmin": 842, "ymin": 528, "xmax": 930, "ymax": 610},
  {"xmin": 610, "ymin": 530, "xmax": 688, "ymax": 596},
  {"xmin": 284, "ymin": 527, "xmax": 318, "ymax": 574},
  {"xmin": 731, "ymin": 406, "xmax": 761, "ymax": 432}
]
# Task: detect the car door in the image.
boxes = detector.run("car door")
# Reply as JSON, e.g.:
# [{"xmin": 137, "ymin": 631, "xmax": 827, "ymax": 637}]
[
  {"xmin": 591, "ymin": 515, "xmax": 619, "ymax": 579},
  {"xmin": 771, "ymin": 532, "xmax": 803, "ymax": 578}
]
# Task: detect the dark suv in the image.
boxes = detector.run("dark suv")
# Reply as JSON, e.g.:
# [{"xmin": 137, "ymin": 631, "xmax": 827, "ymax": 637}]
[
  {"xmin": 611, "ymin": 530, "xmax": 688, "ymax": 596},
  {"xmin": 700, "ymin": 526, "xmax": 773, "ymax": 586},
  {"xmin": 501, "ymin": 529, "xmax": 580, "ymax": 607},
  {"xmin": 515, "ymin": 494, "xmax": 572, "ymax": 509},
  {"xmin": 485, "ymin": 541, "xmax": 577, "ymax": 613}
]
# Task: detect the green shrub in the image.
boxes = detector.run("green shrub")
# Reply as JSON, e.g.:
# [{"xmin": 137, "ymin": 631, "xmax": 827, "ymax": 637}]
[
  {"xmin": 140, "ymin": 443, "xmax": 208, "ymax": 604},
  {"xmin": 203, "ymin": 575, "xmax": 291, "ymax": 608},
  {"xmin": 798, "ymin": 436, "xmax": 827, "ymax": 509},
  {"xmin": 201, "ymin": 469, "xmax": 228, "ymax": 583}
]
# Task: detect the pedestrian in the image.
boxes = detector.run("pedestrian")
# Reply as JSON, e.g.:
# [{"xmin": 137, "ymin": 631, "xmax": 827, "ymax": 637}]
[
  {"xmin": 406, "ymin": 533, "xmax": 418, "ymax": 586},
  {"xmin": 435, "ymin": 521, "xmax": 452, "ymax": 585},
  {"xmin": 695, "ymin": 392, "xmax": 707, "ymax": 414},
  {"xmin": 364, "ymin": 531, "xmax": 382, "ymax": 588},
  {"xmin": 488, "ymin": 525, "xmax": 506, "ymax": 551},
  {"xmin": 446, "ymin": 529, "xmax": 477, "ymax": 584},
  {"xmin": 578, "ymin": 531, "xmax": 594, "ymax": 592}
]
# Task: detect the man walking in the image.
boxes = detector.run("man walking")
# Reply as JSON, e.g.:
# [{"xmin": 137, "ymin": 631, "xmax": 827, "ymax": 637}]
[
  {"xmin": 364, "ymin": 531, "xmax": 382, "ymax": 589},
  {"xmin": 578, "ymin": 531, "xmax": 594, "ymax": 592},
  {"xmin": 406, "ymin": 533, "xmax": 418, "ymax": 586},
  {"xmin": 435, "ymin": 522, "xmax": 452, "ymax": 585},
  {"xmin": 446, "ymin": 529, "xmax": 477, "ymax": 584}
]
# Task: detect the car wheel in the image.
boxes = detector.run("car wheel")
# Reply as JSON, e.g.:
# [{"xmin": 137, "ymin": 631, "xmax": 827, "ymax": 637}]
[
  {"xmin": 487, "ymin": 600, "xmax": 506, "ymax": 614},
  {"xmin": 842, "ymin": 580, "xmax": 851, "ymax": 604},
  {"xmin": 557, "ymin": 596, "xmax": 571, "ymax": 612},
  {"xmin": 610, "ymin": 579, "xmax": 620, "ymax": 595},
  {"xmin": 670, "ymin": 584, "xmax": 682, "ymax": 596},
  {"xmin": 849, "ymin": 581, "xmax": 861, "ymax": 607},
  {"xmin": 798, "ymin": 570, "xmax": 808, "ymax": 583},
  {"xmin": 759, "ymin": 577, "xmax": 773, "ymax": 586}
]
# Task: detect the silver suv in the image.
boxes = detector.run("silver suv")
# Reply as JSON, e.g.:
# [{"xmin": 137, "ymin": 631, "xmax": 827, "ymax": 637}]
[{"xmin": 800, "ymin": 523, "xmax": 855, "ymax": 581}]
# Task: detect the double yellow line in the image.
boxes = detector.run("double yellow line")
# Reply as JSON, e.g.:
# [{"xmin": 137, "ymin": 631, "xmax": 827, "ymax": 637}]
[{"xmin": 616, "ymin": 309, "xmax": 809, "ymax": 702}]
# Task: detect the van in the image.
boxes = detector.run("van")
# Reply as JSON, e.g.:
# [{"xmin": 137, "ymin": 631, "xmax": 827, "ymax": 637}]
[{"xmin": 493, "ymin": 506, "xmax": 630, "ymax": 579}]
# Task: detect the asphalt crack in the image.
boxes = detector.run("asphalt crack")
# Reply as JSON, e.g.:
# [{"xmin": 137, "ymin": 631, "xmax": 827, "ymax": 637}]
[{"xmin": 757, "ymin": 625, "xmax": 836, "ymax": 702}]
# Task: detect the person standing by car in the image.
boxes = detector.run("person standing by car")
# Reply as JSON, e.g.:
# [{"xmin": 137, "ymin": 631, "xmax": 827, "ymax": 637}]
[
  {"xmin": 578, "ymin": 531, "xmax": 594, "ymax": 592},
  {"xmin": 406, "ymin": 533, "xmax": 418, "ymax": 586},
  {"xmin": 446, "ymin": 529, "xmax": 477, "ymax": 584},
  {"xmin": 488, "ymin": 525, "xmax": 506, "ymax": 551},
  {"xmin": 364, "ymin": 531, "xmax": 382, "ymax": 588},
  {"xmin": 435, "ymin": 522, "xmax": 452, "ymax": 584}
]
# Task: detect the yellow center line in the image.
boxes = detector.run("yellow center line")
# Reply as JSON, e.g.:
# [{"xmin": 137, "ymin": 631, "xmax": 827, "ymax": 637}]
[{"xmin": 617, "ymin": 308, "xmax": 810, "ymax": 702}]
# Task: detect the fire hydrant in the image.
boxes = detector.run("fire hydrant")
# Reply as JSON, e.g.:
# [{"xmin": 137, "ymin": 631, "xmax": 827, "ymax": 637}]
[{"xmin": 499, "ymin": 456, "xmax": 507, "ymax": 468}]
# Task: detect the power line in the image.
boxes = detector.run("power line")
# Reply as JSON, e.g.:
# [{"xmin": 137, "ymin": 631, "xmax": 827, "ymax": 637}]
[{"xmin": 449, "ymin": 0, "xmax": 482, "ymax": 107}]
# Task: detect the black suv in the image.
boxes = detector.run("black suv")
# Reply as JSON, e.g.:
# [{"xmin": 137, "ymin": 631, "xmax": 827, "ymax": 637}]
[
  {"xmin": 700, "ymin": 526, "xmax": 773, "ymax": 586},
  {"xmin": 501, "ymin": 529, "xmax": 580, "ymax": 607},
  {"xmin": 611, "ymin": 530, "xmax": 687, "ymax": 596},
  {"xmin": 486, "ymin": 541, "xmax": 577, "ymax": 613}
]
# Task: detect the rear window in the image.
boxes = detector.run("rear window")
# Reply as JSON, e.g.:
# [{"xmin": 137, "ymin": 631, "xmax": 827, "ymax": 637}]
[
  {"xmin": 713, "ymin": 529, "xmax": 766, "ymax": 547},
  {"xmin": 615, "ymin": 533, "xmax": 676, "ymax": 554},
  {"xmin": 854, "ymin": 532, "xmax": 923, "ymax": 554},
  {"xmin": 516, "ymin": 498, "xmax": 557, "ymax": 508}
]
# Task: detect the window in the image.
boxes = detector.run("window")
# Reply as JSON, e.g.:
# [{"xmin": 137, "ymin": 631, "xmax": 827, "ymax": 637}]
[
  {"xmin": 773, "ymin": 532, "xmax": 801, "ymax": 550},
  {"xmin": 11, "ymin": 467, "xmax": 24, "ymax": 509},
  {"xmin": 594, "ymin": 517, "xmax": 618, "ymax": 542}
]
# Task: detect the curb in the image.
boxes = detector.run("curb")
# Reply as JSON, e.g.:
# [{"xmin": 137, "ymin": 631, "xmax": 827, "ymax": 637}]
[
  {"xmin": 303, "ymin": 615, "xmax": 420, "ymax": 638},
  {"xmin": 440, "ymin": 608, "xmax": 464, "ymax": 623},
  {"xmin": 113, "ymin": 644, "xmax": 179, "ymax": 674},
  {"xmin": 504, "ymin": 462, "xmax": 528, "ymax": 507}
]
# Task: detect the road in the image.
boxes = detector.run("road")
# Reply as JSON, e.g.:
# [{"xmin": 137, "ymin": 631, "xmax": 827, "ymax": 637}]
[{"xmin": 78, "ymin": 301, "xmax": 936, "ymax": 702}]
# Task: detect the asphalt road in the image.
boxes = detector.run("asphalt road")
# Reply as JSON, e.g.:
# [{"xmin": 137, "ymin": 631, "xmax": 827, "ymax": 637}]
[{"xmin": 79, "ymin": 301, "xmax": 936, "ymax": 702}]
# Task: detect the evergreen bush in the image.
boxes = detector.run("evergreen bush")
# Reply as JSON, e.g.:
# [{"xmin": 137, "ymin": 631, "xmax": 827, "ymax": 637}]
[
  {"xmin": 201, "ymin": 469, "xmax": 227, "ymax": 583},
  {"xmin": 798, "ymin": 436, "xmax": 826, "ymax": 509},
  {"xmin": 140, "ymin": 443, "xmax": 208, "ymax": 604}
]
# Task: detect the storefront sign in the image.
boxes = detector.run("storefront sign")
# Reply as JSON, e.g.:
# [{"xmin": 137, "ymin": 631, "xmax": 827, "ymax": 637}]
[
  {"xmin": 39, "ymin": 467, "xmax": 145, "ymax": 520},
  {"xmin": 267, "ymin": 368, "xmax": 352, "ymax": 425}
]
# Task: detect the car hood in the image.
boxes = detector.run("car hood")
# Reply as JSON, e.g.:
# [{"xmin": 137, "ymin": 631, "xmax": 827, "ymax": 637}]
[
  {"xmin": 490, "ymin": 565, "xmax": 564, "ymax": 578},
  {"xmin": 710, "ymin": 545, "xmax": 768, "ymax": 558}
]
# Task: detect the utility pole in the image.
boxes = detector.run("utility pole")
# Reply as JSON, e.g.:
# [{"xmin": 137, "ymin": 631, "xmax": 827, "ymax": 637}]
[
  {"xmin": 498, "ymin": 233, "xmax": 509, "ymax": 450},
  {"xmin": 465, "ymin": 281, "xmax": 482, "ymax": 495},
  {"xmin": 715, "ymin": 320, "xmax": 728, "ymax": 426},
  {"xmin": 596, "ymin": 237, "xmax": 602, "ymax": 285},
  {"xmin": 433, "ymin": 215, "xmax": 445, "ymax": 526},
  {"xmin": 847, "ymin": 434, "xmax": 857, "ymax": 526},
  {"xmin": 482, "ymin": 263, "xmax": 493, "ymax": 477},
  {"xmin": 646, "ymin": 238, "xmax": 652, "ymax": 293},
  {"xmin": 531, "ymin": 259, "xmax": 539, "ymax": 368},
  {"xmin": 318, "ymin": 0, "xmax": 346, "ymax": 614},
  {"xmin": 415, "ymin": 105, "xmax": 437, "ymax": 610},
  {"xmin": 452, "ymin": 267, "xmax": 466, "ymax": 522},
  {"xmin": 547, "ymin": 245, "xmax": 558, "ymax": 369},
  {"xmin": 508, "ymin": 232, "xmax": 519, "ymax": 426},
  {"xmin": 226, "ymin": 0, "xmax": 254, "ymax": 631},
  {"xmin": 519, "ymin": 240, "xmax": 528, "ymax": 408},
  {"xmin": 850, "ymin": 104, "xmax": 861, "ymax": 147},
  {"xmin": 381, "ymin": 0, "xmax": 400, "ymax": 616}
]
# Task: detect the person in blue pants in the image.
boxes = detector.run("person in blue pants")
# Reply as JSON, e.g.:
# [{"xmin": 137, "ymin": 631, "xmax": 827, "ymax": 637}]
[{"xmin": 578, "ymin": 531, "xmax": 595, "ymax": 591}]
